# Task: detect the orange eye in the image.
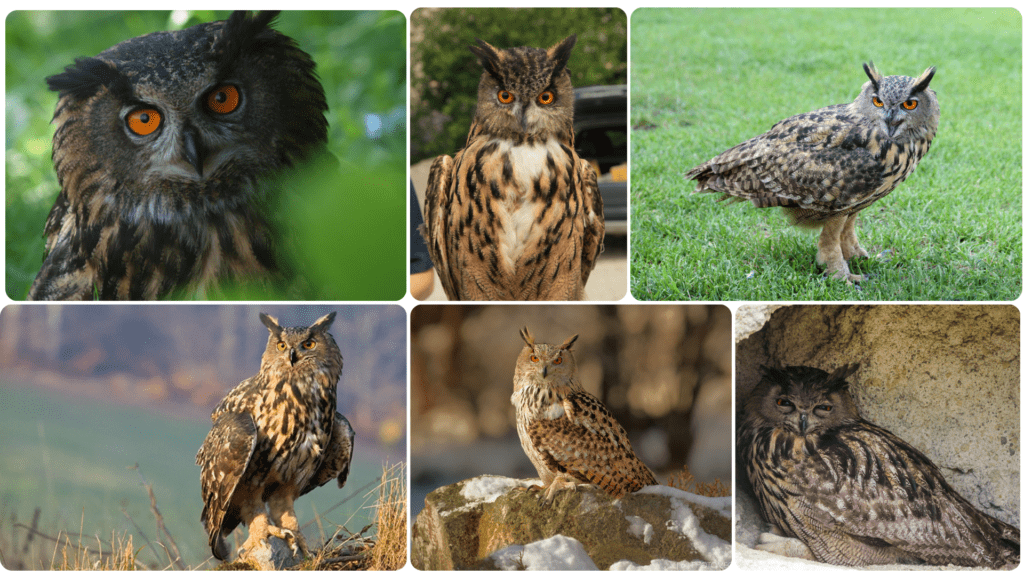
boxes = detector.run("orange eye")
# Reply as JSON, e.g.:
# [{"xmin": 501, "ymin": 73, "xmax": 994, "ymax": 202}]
[
  {"xmin": 871, "ymin": 96, "xmax": 884, "ymax": 108},
  {"xmin": 537, "ymin": 91, "xmax": 554, "ymax": 105},
  {"xmin": 497, "ymin": 90, "xmax": 514, "ymax": 104},
  {"xmin": 277, "ymin": 342, "xmax": 287, "ymax": 351},
  {"xmin": 207, "ymin": 84, "xmax": 240, "ymax": 114},
  {"xmin": 126, "ymin": 108, "xmax": 161, "ymax": 136},
  {"xmin": 901, "ymin": 99, "xmax": 918, "ymax": 110},
  {"xmin": 530, "ymin": 355, "xmax": 539, "ymax": 362},
  {"xmin": 302, "ymin": 340, "xmax": 316, "ymax": 350},
  {"xmin": 553, "ymin": 356, "xmax": 562, "ymax": 365}
]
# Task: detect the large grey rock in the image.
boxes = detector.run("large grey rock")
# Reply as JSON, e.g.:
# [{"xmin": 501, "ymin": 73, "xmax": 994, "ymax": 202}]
[
  {"xmin": 411, "ymin": 476, "xmax": 731, "ymax": 570},
  {"xmin": 735, "ymin": 304, "xmax": 1020, "ymax": 566}
]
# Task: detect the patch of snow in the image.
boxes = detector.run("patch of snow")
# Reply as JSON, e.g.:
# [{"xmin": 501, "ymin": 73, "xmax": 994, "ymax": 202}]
[
  {"xmin": 461, "ymin": 475, "xmax": 540, "ymax": 504},
  {"xmin": 490, "ymin": 535, "xmax": 599, "ymax": 570},
  {"xmin": 637, "ymin": 486, "xmax": 731, "ymax": 569},
  {"xmin": 625, "ymin": 515, "xmax": 654, "ymax": 544},
  {"xmin": 610, "ymin": 558, "xmax": 717, "ymax": 570},
  {"xmin": 638, "ymin": 484, "xmax": 732, "ymax": 517},
  {"xmin": 440, "ymin": 475, "xmax": 542, "ymax": 517}
]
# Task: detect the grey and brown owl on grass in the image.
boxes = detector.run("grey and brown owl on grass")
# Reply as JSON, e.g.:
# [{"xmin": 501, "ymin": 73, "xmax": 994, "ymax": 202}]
[
  {"xmin": 422, "ymin": 35, "xmax": 605, "ymax": 300},
  {"xmin": 738, "ymin": 364, "xmax": 1019, "ymax": 568},
  {"xmin": 28, "ymin": 11, "xmax": 327, "ymax": 300},
  {"xmin": 512, "ymin": 327, "xmax": 657, "ymax": 503},
  {"xmin": 687, "ymin": 63, "xmax": 939, "ymax": 283},
  {"xmin": 196, "ymin": 312, "xmax": 354, "ymax": 563}
]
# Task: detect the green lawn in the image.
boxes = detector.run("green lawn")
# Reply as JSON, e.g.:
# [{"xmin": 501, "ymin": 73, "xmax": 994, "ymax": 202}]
[
  {"xmin": 6, "ymin": 11, "xmax": 407, "ymax": 300},
  {"xmin": 631, "ymin": 8, "xmax": 1022, "ymax": 301}
]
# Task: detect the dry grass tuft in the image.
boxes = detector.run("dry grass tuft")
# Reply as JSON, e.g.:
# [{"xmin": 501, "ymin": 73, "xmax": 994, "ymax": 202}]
[
  {"xmin": 366, "ymin": 462, "xmax": 407, "ymax": 571},
  {"xmin": 666, "ymin": 465, "xmax": 731, "ymax": 498}
]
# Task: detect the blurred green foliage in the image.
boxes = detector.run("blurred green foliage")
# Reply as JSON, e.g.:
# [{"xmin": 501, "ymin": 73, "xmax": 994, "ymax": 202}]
[
  {"xmin": 6, "ymin": 11, "xmax": 407, "ymax": 300},
  {"xmin": 410, "ymin": 8, "xmax": 626, "ymax": 163}
]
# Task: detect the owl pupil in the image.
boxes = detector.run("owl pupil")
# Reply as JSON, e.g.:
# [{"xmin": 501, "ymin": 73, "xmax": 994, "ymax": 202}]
[
  {"xmin": 139, "ymin": 113, "xmax": 150, "ymax": 123},
  {"xmin": 214, "ymin": 92, "xmax": 227, "ymax": 103}
]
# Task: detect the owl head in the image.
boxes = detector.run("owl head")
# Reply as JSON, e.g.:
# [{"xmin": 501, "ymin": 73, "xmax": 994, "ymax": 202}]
[
  {"xmin": 469, "ymin": 35, "xmax": 577, "ymax": 142},
  {"xmin": 515, "ymin": 326, "xmax": 578, "ymax": 385},
  {"xmin": 853, "ymin": 62, "xmax": 938, "ymax": 143},
  {"xmin": 258, "ymin": 311, "xmax": 342, "ymax": 373},
  {"xmin": 45, "ymin": 11, "xmax": 327, "ymax": 222},
  {"xmin": 746, "ymin": 364, "xmax": 862, "ymax": 437}
]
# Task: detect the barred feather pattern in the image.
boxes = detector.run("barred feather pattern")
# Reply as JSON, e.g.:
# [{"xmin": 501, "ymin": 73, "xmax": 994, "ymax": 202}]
[
  {"xmin": 738, "ymin": 365, "xmax": 1019, "ymax": 568},
  {"xmin": 512, "ymin": 328, "xmax": 657, "ymax": 499},
  {"xmin": 196, "ymin": 312, "xmax": 352, "ymax": 561},
  {"xmin": 422, "ymin": 35, "xmax": 604, "ymax": 301},
  {"xmin": 28, "ymin": 11, "xmax": 327, "ymax": 300},
  {"xmin": 686, "ymin": 63, "xmax": 938, "ymax": 283}
]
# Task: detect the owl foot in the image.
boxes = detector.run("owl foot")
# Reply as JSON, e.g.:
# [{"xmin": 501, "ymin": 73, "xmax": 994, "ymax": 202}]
[
  {"xmin": 540, "ymin": 473, "xmax": 581, "ymax": 505},
  {"xmin": 754, "ymin": 532, "xmax": 815, "ymax": 561},
  {"xmin": 266, "ymin": 525, "xmax": 306, "ymax": 559},
  {"xmin": 239, "ymin": 518, "xmax": 306, "ymax": 565}
]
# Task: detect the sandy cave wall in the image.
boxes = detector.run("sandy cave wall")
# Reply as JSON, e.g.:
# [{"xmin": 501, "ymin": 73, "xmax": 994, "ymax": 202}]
[{"xmin": 735, "ymin": 304, "xmax": 1020, "ymax": 527}]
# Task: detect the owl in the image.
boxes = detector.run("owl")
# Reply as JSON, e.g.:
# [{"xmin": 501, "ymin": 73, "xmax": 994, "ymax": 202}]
[
  {"xmin": 196, "ymin": 312, "xmax": 354, "ymax": 563},
  {"xmin": 738, "ymin": 364, "xmax": 1020, "ymax": 568},
  {"xmin": 421, "ymin": 35, "xmax": 605, "ymax": 300},
  {"xmin": 686, "ymin": 63, "xmax": 939, "ymax": 283},
  {"xmin": 511, "ymin": 327, "xmax": 657, "ymax": 503},
  {"xmin": 28, "ymin": 11, "xmax": 327, "ymax": 300}
]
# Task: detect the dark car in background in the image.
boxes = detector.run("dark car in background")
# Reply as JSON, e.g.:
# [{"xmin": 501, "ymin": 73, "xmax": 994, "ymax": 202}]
[{"xmin": 574, "ymin": 85, "xmax": 627, "ymax": 234}]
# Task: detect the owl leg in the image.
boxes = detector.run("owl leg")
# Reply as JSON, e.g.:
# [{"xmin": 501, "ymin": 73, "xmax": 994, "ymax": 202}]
[
  {"xmin": 839, "ymin": 213, "xmax": 869, "ymax": 260},
  {"xmin": 816, "ymin": 216, "xmax": 862, "ymax": 283},
  {"xmin": 540, "ymin": 472, "xmax": 581, "ymax": 505},
  {"xmin": 267, "ymin": 493, "xmax": 309, "ymax": 558}
]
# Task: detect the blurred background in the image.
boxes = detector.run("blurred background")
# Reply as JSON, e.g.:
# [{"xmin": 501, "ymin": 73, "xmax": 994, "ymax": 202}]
[
  {"xmin": 6, "ymin": 11, "xmax": 407, "ymax": 300},
  {"xmin": 410, "ymin": 304, "xmax": 732, "ymax": 517},
  {"xmin": 0, "ymin": 304, "xmax": 406, "ymax": 569}
]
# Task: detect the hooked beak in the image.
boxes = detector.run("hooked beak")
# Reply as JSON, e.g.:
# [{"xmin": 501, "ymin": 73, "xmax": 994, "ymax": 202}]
[
  {"xmin": 799, "ymin": 413, "xmax": 809, "ymax": 435},
  {"xmin": 289, "ymin": 348, "xmax": 297, "ymax": 365},
  {"xmin": 542, "ymin": 365, "xmax": 548, "ymax": 378},
  {"xmin": 885, "ymin": 109, "xmax": 903, "ymax": 138},
  {"xmin": 182, "ymin": 126, "xmax": 205, "ymax": 177}
]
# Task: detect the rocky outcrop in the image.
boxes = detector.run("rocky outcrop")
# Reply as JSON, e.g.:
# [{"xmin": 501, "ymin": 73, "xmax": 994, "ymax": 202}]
[
  {"xmin": 411, "ymin": 476, "xmax": 731, "ymax": 570},
  {"xmin": 735, "ymin": 304, "xmax": 1020, "ymax": 567}
]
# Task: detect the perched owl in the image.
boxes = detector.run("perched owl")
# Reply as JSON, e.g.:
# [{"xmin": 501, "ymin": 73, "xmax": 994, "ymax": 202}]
[
  {"xmin": 686, "ymin": 63, "xmax": 939, "ymax": 283},
  {"xmin": 738, "ymin": 364, "xmax": 1020, "ymax": 568},
  {"xmin": 28, "ymin": 11, "xmax": 327, "ymax": 300},
  {"xmin": 512, "ymin": 327, "xmax": 657, "ymax": 503},
  {"xmin": 196, "ymin": 312, "xmax": 354, "ymax": 562},
  {"xmin": 421, "ymin": 35, "xmax": 605, "ymax": 300}
]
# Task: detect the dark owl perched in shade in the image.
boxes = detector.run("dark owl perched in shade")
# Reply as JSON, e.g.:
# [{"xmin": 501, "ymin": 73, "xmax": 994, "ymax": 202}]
[
  {"xmin": 738, "ymin": 364, "xmax": 1019, "ymax": 568},
  {"xmin": 687, "ymin": 63, "xmax": 939, "ymax": 283},
  {"xmin": 512, "ymin": 328, "xmax": 657, "ymax": 502},
  {"xmin": 29, "ymin": 11, "xmax": 327, "ymax": 300},
  {"xmin": 422, "ymin": 35, "xmax": 605, "ymax": 300},
  {"xmin": 196, "ymin": 312, "xmax": 354, "ymax": 562}
]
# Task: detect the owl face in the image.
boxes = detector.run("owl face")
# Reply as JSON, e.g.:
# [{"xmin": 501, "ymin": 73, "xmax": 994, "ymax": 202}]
[
  {"xmin": 515, "ymin": 327, "xmax": 578, "ymax": 387},
  {"xmin": 47, "ymin": 12, "xmax": 327, "ymax": 220},
  {"xmin": 259, "ymin": 312, "xmax": 340, "ymax": 371},
  {"xmin": 469, "ymin": 35, "xmax": 577, "ymax": 141},
  {"xmin": 749, "ymin": 364, "xmax": 861, "ymax": 437},
  {"xmin": 853, "ymin": 62, "xmax": 938, "ymax": 142}
]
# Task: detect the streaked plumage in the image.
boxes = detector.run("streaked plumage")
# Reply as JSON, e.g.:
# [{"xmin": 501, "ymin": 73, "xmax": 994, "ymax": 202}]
[
  {"xmin": 738, "ymin": 364, "xmax": 1019, "ymax": 567},
  {"xmin": 422, "ymin": 35, "xmax": 604, "ymax": 300},
  {"xmin": 29, "ymin": 11, "xmax": 327, "ymax": 300},
  {"xmin": 687, "ymin": 63, "xmax": 939, "ymax": 283},
  {"xmin": 196, "ymin": 312, "xmax": 354, "ymax": 562},
  {"xmin": 512, "ymin": 327, "xmax": 656, "ymax": 502}
]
